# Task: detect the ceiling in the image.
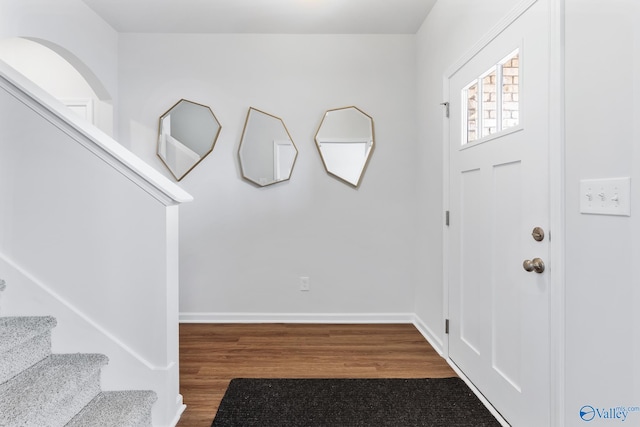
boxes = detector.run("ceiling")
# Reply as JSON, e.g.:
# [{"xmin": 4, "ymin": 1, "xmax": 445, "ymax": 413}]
[{"xmin": 80, "ymin": 0, "xmax": 437, "ymax": 34}]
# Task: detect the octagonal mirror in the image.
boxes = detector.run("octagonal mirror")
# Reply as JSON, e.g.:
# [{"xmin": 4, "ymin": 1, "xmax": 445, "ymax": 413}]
[
  {"xmin": 314, "ymin": 106, "xmax": 374, "ymax": 188},
  {"xmin": 157, "ymin": 99, "xmax": 221, "ymax": 181},
  {"xmin": 238, "ymin": 107, "xmax": 298, "ymax": 187}
]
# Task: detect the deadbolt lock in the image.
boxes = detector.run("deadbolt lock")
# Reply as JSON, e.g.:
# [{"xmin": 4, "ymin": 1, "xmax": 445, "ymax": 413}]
[{"xmin": 532, "ymin": 227, "xmax": 545, "ymax": 242}]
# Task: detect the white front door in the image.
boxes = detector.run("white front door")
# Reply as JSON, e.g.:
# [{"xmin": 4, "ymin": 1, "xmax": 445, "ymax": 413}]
[{"xmin": 447, "ymin": 1, "xmax": 550, "ymax": 426}]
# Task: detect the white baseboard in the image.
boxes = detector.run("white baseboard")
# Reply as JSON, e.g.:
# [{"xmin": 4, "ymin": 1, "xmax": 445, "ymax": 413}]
[
  {"xmin": 179, "ymin": 312, "xmax": 415, "ymax": 324},
  {"xmin": 167, "ymin": 395, "xmax": 186, "ymax": 427},
  {"xmin": 411, "ymin": 314, "xmax": 507, "ymax": 425},
  {"xmin": 411, "ymin": 314, "xmax": 445, "ymax": 356},
  {"xmin": 445, "ymin": 359, "xmax": 511, "ymax": 427}
]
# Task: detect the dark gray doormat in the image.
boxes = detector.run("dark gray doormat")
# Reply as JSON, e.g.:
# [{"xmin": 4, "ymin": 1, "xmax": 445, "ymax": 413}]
[{"xmin": 211, "ymin": 378, "xmax": 502, "ymax": 426}]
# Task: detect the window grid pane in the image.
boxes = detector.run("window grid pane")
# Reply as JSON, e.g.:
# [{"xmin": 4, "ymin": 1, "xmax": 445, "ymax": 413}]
[
  {"xmin": 502, "ymin": 52, "xmax": 519, "ymax": 130},
  {"xmin": 481, "ymin": 70, "xmax": 497, "ymax": 138},
  {"xmin": 466, "ymin": 82, "xmax": 478, "ymax": 143},
  {"xmin": 461, "ymin": 49, "xmax": 520, "ymax": 145}
]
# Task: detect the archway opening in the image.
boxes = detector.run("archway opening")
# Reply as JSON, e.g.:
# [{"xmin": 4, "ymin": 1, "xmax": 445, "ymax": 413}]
[{"xmin": 0, "ymin": 37, "xmax": 114, "ymax": 136}]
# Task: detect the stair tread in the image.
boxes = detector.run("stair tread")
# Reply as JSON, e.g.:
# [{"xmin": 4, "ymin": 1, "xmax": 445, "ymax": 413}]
[
  {"xmin": 0, "ymin": 353, "xmax": 108, "ymax": 425},
  {"xmin": 66, "ymin": 390, "xmax": 157, "ymax": 427},
  {"xmin": 0, "ymin": 316, "xmax": 57, "ymax": 353},
  {"xmin": 0, "ymin": 316, "xmax": 158, "ymax": 425}
]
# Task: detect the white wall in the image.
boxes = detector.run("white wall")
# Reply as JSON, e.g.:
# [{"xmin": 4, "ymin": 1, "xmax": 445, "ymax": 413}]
[
  {"xmin": 118, "ymin": 34, "xmax": 420, "ymax": 320},
  {"xmin": 0, "ymin": 0, "xmax": 119, "ymax": 135},
  {"xmin": 564, "ymin": 0, "xmax": 640, "ymax": 424},
  {"xmin": 413, "ymin": 0, "xmax": 524, "ymax": 348}
]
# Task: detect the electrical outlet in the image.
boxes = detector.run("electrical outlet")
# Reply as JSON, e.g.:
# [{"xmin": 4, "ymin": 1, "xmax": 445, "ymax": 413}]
[
  {"xmin": 580, "ymin": 177, "xmax": 631, "ymax": 216},
  {"xmin": 299, "ymin": 276, "xmax": 310, "ymax": 292}
]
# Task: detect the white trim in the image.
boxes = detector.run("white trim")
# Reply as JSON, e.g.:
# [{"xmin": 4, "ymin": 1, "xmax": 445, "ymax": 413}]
[
  {"xmin": 179, "ymin": 312, "xmax": 415, "ymax": 324},
  {"xmin": 61, "ymin": 98, "xmax": 94, "ymax": 124},
  {"xmin": 168, "ymin": 395, "xmax": 187, "ymax": 427},
  {"xmin": 181, "ymin": 313, "xmax": 444, "ymax": 358},
  {"xmin": 548, "ymin": 0, "xmax": 566, "ymax": 425},
  {"xmin": 446, "ymin": 359, "xmax": 511, "ymax": 427},
  {"xmin": 459, "ymin": 125, "xmax": 524, "ymax": 151},
  {"xmin": 442, "ymin": 74, "xmax": 451, "ymax": 362},
  {"xmin": 412, "ymin": 314, "xmax": 444, "ymax": 357},
  {"xmin": 0, "ymin": 60, "xmax": 192, "ymax": 206}
]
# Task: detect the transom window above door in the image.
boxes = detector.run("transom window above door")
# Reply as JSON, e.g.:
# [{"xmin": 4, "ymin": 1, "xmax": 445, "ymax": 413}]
[{"xmin": 463, "ymin": 49, "xmax": 520, "ymax": 145}]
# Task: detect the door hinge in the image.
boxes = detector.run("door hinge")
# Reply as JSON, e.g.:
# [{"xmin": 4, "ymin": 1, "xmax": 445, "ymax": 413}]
[
  {"xmin": 445, "ymin": 210, "xmax": 450, "ymax": 226},
  {"xmin": 445, "ymin": 319, "xmax": 450, "ymax": 334},
  {"xmin": 440, "ymin": 102, "xmax": 450, "ymax": 118}
]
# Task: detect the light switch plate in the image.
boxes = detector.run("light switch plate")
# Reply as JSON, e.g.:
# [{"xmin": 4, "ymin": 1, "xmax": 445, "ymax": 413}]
[{"xmin": 580, "ymin": 177, "xmax": 631, "ymax": 216}]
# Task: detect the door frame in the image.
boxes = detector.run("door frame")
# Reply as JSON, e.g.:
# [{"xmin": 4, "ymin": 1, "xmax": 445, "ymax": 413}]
[{"xmin": 440, "ymin": 0, "xmax": 565, "ymax": 426}]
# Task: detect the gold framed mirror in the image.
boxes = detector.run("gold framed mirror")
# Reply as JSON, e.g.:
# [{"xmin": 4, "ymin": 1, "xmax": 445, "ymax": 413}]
[
  {"xmin": 238, "ymin": 107, "xmax": 298, "ymax": 187},
  {"xmin": 314, "ymin": 106, "xmax": 375, "ymax": 188},
  {"xmin": 157, "ymin": 99, "xmax": 221, "ymax": 181}
]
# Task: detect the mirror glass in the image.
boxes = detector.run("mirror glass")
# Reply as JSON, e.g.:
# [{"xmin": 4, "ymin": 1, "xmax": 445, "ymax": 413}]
[
  {"xmin": 315, "ymin": 106, "xmax": 374, "ymax": 187},
  {"xmin": 238, "ymin": 107, "xmax": 298, "ymax": 187},
  {"xmin": 157, "ymin": 99, "xmax": 221, "ymax": 181}
]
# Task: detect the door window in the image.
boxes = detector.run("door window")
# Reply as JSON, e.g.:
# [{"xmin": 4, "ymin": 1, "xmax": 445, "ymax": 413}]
[{"xmin": 463, "ymin": 49, "xmax": 520, "ymax": 145}]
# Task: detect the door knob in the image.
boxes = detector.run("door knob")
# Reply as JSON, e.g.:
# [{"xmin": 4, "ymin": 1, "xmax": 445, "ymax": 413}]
[{"xmin": 523, "ymin": 258, "xmax": 545, "ymax": 273}]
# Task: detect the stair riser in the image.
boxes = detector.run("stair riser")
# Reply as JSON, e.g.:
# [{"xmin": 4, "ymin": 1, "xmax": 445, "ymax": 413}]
[
  {"xmin": 66, "ymin": 390, "xmax": 157, "ymax": 427},
  {"xmin": 140, "ymin": 413, "xmax": 153, "ymax": 426},
  {"xmin": 0, "ymin": 317, "xmax": 157, "ymax": 426},
  {"xmin": 0, "ymin": 332, "xmax": 51, "ymax": 384},
  {"xmin": 0, "ymin": 354, "xmax": 107, "ymax": 427},
  {"xmin": 31, "ymin": 370, "xmax": 102, "ymax": 427}
]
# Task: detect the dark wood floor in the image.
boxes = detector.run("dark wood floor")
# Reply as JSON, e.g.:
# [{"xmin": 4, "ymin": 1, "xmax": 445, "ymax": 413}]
[{"xmin": 176, "ymin": 323, "xmax": 456, "ymax": 427}]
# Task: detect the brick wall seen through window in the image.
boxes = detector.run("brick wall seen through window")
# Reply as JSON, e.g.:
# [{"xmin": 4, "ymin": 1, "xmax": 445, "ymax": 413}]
[{"xmin": 464, "ymin": 50, "xmax": 519, "ymax": 145}]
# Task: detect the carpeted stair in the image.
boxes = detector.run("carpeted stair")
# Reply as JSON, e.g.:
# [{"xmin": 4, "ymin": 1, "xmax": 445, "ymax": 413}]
[{"xmin": 0, "ymin": 316, "xmax": 157, "ymax": 427}]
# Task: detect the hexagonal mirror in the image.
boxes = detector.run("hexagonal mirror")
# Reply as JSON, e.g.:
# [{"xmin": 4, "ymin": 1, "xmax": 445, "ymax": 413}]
[
  {"xmin": 238, "ymin": 107, "xmax": 298, "ymax": 187},
  {"xmin": 157, "ymin": 99, "xmax": 221, "ymax": 181},
  {"xmin": 314, "ymin": 106, "xmax": 374, "ymax": 188}
]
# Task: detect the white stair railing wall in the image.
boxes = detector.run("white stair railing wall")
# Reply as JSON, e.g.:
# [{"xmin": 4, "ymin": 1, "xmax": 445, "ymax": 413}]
[{"xmin": 0, "ymin": 61, "xmax": 193, "ymax": 427}]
